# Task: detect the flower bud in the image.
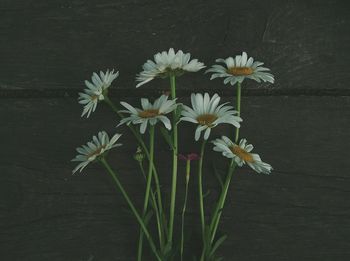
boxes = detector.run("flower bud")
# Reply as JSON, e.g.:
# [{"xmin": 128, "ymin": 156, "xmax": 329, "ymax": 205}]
[{"xmin": 133, "ymin": 147, "xmax": 145, "ymax": 163}]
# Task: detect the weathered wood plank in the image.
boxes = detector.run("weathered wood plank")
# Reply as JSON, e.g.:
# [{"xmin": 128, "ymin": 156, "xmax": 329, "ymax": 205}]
[
  {"xmin": 0, "ymin": 0, "xmax": 349, "ymax": 93},
  {"xmin": 0, "ymin": 96, "xmax": 349, "ymax": 260}
]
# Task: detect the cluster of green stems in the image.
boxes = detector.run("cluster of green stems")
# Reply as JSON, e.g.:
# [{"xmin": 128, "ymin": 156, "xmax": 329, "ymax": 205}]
[{"xmin": 100, "ymin": 77, "xmax": 243, "ymax": 260}]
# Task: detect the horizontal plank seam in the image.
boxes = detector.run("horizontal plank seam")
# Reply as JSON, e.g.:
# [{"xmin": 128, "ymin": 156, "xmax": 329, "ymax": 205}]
[{"xmin": 0, "ymin": 88, "xmax": 350, "ymax": 98}]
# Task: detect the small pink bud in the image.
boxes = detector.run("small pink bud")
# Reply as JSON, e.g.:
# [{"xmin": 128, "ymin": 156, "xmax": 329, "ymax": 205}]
[
  {"xmin": 187, "ymin": 153, "xmax": 200, "ymax": 161},
  {"xmin": 178, "ymin": 153, "xmax": 200, "ymax": 161}
]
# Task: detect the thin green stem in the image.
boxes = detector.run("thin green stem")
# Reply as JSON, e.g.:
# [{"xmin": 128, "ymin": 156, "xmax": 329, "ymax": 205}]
[
  {"xmin": 209, "ymin": 160, "xmax": 236, "ymax": 244},
  {"xmin": 180, "ymin": 160, "xmax": 191, "ymax": 261},
  {"xmin": 235, "ymin": 82, "xmax": 242, "ymax": 143},
  {"xmin": 104, "ymin": 96, "xmax": 123, "ymax": 118},
  {"xmin": 198, "ymin": 140, "xmax": 207, "ymax": 244},
  {"xmin": 168, "ymin": 75, "xmax": 178, "ymax": 244},
  {"xmin": 200, "ymin": 250, "xmax": 205, "ymax": 261},
  {"xmin": 170, "ymin": 75, "xmax": 176, "ymax": 99},
  {"xmin": 137, "ymin": 126, "xmax": 157, "ymax": 261},
  {"xmin": 104, "ymin": 96, "xmax": 165, "ymax": 234},
  {"xmin": 100, "ymin": 158, "xmax": 161, "ymax": 261},
  {"xmin": 138, "ymin": 162, "xmax": 163, "ymax": 251}
]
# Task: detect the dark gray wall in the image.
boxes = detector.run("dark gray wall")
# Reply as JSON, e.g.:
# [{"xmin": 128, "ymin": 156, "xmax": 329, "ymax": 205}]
[
  {"xmin": 1, "ymin": 0, "xmax": 350, "ymax": 260},
  {"xmin": 1, "ymin": 0, "xmax": 349, "ymax": 94}
]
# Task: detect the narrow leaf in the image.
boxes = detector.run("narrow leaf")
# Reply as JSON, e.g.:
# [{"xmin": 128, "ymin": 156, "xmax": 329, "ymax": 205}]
[
  {"xmin": 160, "ymin": 126, "xmax": 174, "ymax": 149},
  {"xmin": 203, "ymin": 189, "xmax": 211, "ymax": 198},
  {"xmin": 209, "ymin": 235, "xmax": 227, "ymax": 257},
  {"xmin": 212, "ymin": 162, "xmax": 224, "ymax": 189}
]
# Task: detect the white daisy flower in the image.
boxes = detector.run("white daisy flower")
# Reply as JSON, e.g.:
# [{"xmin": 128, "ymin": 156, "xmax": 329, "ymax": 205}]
[
  {"xmin": 212, "ymin": 136, "xmax": 272, "ymax": 174},
  {"xmin": 79, "ymin": 69, "xmax": 119, "ymax": 118},
  {"xmin": 72, "ymin": 131, "xmax": 122, "ymax": 174},
  {"xmin": 206, "ymin": 52, "xmax": 274, "ymax": 86},
  {"xmin": 136, "ymin": 48, "xmax": 205, "ymax": 88},
  {"xmin": 118, "ymin": 95, "xmax": 177, "ymax": 134},
  {"xmin": 180, "ymin": 93, "xmax": 242, "ymax": 141}
]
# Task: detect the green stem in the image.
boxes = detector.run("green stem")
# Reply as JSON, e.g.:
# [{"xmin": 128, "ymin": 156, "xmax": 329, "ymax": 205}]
[
  {"xmin": 168, "ymin": 75, "xmax": 178, "ymax": 244},
  {"xmin": 200, "ymin": 250, "xmax": 205, "ymax": 261},
  {"xmin": 104, "ymin": 96, "xmax": 124, "ymax": 119},
  {"xmin": 104, "ymin": 96, "xmax": 165, "ymax": 236},
  {"xmin": 137, "ymin": 126, "xmax": 157, "ymax": 261},
  {"xmin": 180, "ymin": 160, "xmax": 191, "ymax": 261},
  {"xmin": 170, "ymin": 75, "xmax": 176, "ymax": 99},
  {"xmin": 100, "ymin": 158, "xmax": 162, "ymax": 261},
  {"xmin": 198, "ymin": 140, "xmax": 207, "ymax": 245},
  {"xmin": 209, "ymin": 160, "xmax": 236, "ymax": 244},
  {"xmin": 138, "ymin": 162, "xmax": 163, "ymax": 252},
  {"xmin": 235, "ymin": 82, "xmax": 242, "ymax": 143}
]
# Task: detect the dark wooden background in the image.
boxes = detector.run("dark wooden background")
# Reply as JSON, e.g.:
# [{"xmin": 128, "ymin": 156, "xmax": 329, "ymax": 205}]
[{"xmin": 1, "ymin": 0, "xmax": 350, "ymax": 260}]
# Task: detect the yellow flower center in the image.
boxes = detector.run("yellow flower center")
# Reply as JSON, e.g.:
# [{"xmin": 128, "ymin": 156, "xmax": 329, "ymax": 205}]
[
  {"xmin": 196, "ymin": 114, "xmax": 218, "ymax": 126},
  {"xmin": 139, "ymin": 109, "xmax": 160, "ymax": 118},
  {"xmin": 230, "ymin": 146, "xmax": 254, "ymax": 162},
  {"xmin": 88, "ymin": 145, "xmax": 106, "ymax": 159},
  {"xmin": 227, "ymin": 67, "xmax": 253, "ymax": 76}
]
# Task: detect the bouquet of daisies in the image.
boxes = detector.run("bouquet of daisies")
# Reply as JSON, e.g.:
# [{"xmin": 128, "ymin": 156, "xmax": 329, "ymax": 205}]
[{"xmin": 72, "ymin": 49, "xmax": 274, "ymax": 261}]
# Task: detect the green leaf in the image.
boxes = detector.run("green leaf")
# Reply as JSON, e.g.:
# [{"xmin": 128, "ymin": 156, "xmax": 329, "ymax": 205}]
[
  {"xmin": 175, "ymin": 104, "xmax": 183, "ymax": 123},
  {"xmin": 212, "ymin": 162, "xmax": 224, "ymax": 189},
  {"xmin": 162, "ymin": 241, "xmax": 179, "ymax": 261},
  {"xmin": 144, "ymin": 209, "xmax": 154, "ymax": 225},
  {"xmin": 203, "ymin": 189, "xmax": 211, "ymax": 198},
  {"xmin": 209, "ymin": 235, "xmax": 227, "ymax": 257},
  {"xmin": 163, "ymin": 242, "xmax": 172, "ymax": 256},
  {"xmin": 160, "ymin": 126, "xmax": 174, "ymax": 150},
  {"xmin": 204, "ymin": 224, "xmax": 211, "ymax": 243}
]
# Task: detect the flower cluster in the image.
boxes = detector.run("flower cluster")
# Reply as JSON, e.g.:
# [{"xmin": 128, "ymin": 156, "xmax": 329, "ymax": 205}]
[{"xmin": 72, "ymin": 48, "xmax": 275, "ymax": 261}]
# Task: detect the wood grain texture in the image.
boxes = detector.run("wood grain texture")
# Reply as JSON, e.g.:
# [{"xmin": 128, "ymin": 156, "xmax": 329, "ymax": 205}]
[
  {"xmin": 0, "ymin": 96, "xmax": 349, "ymax": 260},
  {"xmin": 0, "ymin": 0, "xmax": 349, "ymax": 94}
]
